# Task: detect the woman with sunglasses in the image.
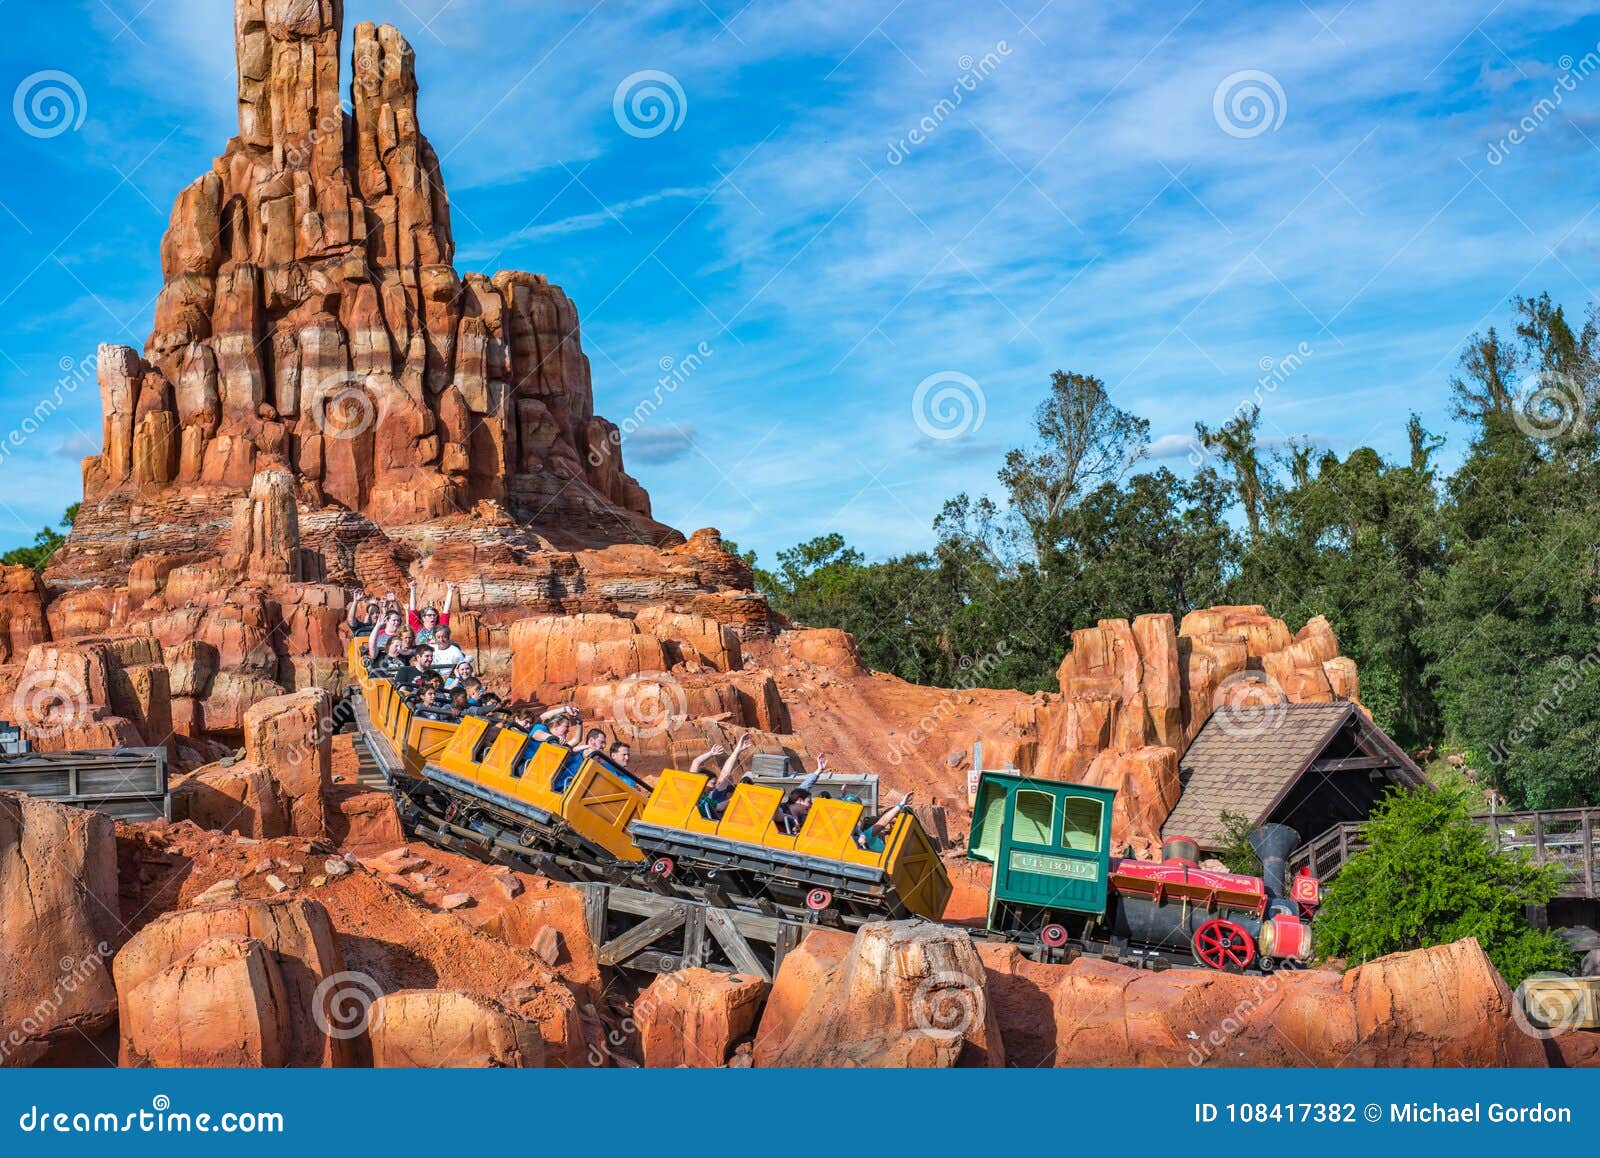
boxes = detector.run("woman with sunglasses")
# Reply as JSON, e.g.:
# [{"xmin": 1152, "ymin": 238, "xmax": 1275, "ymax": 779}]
[{"xmin": 407, "ymin": 580, "xmax": 457, "ymax": 644}]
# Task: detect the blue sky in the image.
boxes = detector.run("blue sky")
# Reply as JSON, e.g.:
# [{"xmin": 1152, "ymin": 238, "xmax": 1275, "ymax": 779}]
[{"xmin": 2, "ymin": 0, "xmax": 1599, "ymax": 563}]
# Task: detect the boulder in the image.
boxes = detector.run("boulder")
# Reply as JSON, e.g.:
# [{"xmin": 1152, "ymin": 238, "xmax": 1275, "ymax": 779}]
[
  {"xmin": 198, "ymin": 671, "xmax": 290, "ymax": 734},
  {"xmin": 1079, "ymin": 746, "xmax": 1182, "ymax": 857},
  {"xmin": 753, "ymin": 922, "xmax": 1003, "ymax": 1068},
  {"xmin": 0, "ymin": 793, "xmax": 121, "ymax": 1066},
  {"xmin": 509, "ymin": 614, "xmax": 668, "ymax": 702},
  {"xmin": 1342, "ymin": 939, "xmax": 1548, "ymax": 1066},
  {"xmin": 1131, "ymin": 613, "xmax": 1182, "ymax": 748},
  {"xmin": 783, "ymin": 628, "xmax": 863, "ymax": 673},
  {"xmin": 634, "ymin": 969, "xmax": 769, "ymax": 1068},
  {"xmin": 242, "ymin": 689, "xmax": 332, "ymax": 837},
  {"xmin": 0, "ymin": 566, "xmax": 49, "ymax": 665},
  {"xmin": 634, "ymin": 607, "xmax": 743, "ymax": 671},
  {"xmin": 113, "ymin": 897, "xmax": 355, "ymax": 1067},
  {"xmin": 368, "ymin": 989, "xmax": 545, "ymax": 1068},
  {"xmin": 175, "ymin": 760, "xmax": 289, "ymax": 838},
  {"xmin": 119, "ymin": 935, "xmax": 290, "ymax": 1067},
  {"xmin": 327, "ymin": 787, "xmax": 405, "ymax": 851}
]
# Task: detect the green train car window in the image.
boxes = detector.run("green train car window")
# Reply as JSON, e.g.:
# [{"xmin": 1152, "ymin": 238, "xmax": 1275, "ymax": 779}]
[
  {"xmin": 970, "ymin": 782, "xmax": 1007, "ymax": 863},
  {"xmin": 1061, "ymin": 796, "xmax": 1104, "ymax": 852},
  {"xmin": 1013, "ymin": 789, "xmax": 1055, "ymax": 845}
]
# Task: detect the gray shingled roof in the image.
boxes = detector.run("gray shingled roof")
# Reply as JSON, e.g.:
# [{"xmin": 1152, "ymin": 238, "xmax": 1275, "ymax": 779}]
[{"xmin": 1161, "ymin": 701, "xmax": 1422, "ymax": 850}]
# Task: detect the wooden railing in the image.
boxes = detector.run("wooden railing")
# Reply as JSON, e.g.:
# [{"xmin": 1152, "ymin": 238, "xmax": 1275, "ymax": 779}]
[{"xmin": 1289, "ymin": 808, "xmax": 1598, "ymax": 899}]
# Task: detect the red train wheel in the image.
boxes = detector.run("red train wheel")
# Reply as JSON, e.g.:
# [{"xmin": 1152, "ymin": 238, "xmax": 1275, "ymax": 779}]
[
  {"xmin": 1193, "ymin": 919, "xmax": 1256, "ymax": 971},
  {"xmin": 805, "ymin": 887, "xmax": 833, "ymax": 911},
  {"xmin": 649, "ymin": 856, "xmax": 675, "ymax": 878},
  {"xmin": 1040, "ymin": 924, "xmax": 1069, "ymax": 949}
]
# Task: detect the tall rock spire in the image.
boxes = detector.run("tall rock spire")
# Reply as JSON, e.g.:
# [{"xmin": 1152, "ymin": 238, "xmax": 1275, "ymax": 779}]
[{"xmin": 73, "ymin": 0, "xmax": 661, "ymax": 561}]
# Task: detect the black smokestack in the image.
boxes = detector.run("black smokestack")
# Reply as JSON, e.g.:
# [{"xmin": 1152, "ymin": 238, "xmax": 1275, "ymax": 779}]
[{"xmin": 1249, "ymin": 823, "xmax": 1300, "ymax": 899}]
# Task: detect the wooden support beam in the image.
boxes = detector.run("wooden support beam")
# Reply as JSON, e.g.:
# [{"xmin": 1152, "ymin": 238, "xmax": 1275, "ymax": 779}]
[
  {"xmin": 1309, "ymin": 756, "xmax": 1393, "ymax": 773},
  {"xmin": 1585, "ymin": 811, "xmax": 1595, "ymax": 900},
  {"xmin": 775, "ymin": 922, "xmax": 804, "ymax": 975},
  {"xmin": 704, "ymin": 906, "xmax": 770, "ymax": 980},
  {"xmin": 683, "ymin": 905, "xmax": 707, "ymax": 969},
  {"xmin": 583, "ymin": 884, "xmax": 608, "ymax": 950},
  {"xmin": 598, "ymin": 905, "xmax": 687, "ymax": 968}
]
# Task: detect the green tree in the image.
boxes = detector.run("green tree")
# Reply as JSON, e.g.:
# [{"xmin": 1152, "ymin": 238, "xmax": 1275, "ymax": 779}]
[
  {"xmin": 1314, "ymin": 785, "xmax": 1573, "ymax": 987},
  {"xmin": 998, "ymin": 370, "xmax": 1149, "ymax": 563},
  {"xmin": 1422, "ymin": 296, "xmax": 1600, "ymax": 807},
  {"xmin": 1229, "ymin": 440, "xmax": 1445, "ymax": 747},
  {"xmin": 1195, "ymin": 404, "xmax": 1272, "ymax": 537},
  {"xmin": 1, "ymin": 505, "xmax": 78, "ymax": 573}
]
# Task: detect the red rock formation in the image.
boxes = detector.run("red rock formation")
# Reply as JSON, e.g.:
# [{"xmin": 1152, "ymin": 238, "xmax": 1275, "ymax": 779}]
[
  {"xmin": 173, "ymin": 689, "xmax": 332, "ymax": 839},
  {"xmin": 368, "ymin": 990, "xmax": 545, "ymax": 1068},
  {"xmin": 129, "ymin": 823, "xmax": 597, "ymax": 1064},
  {"xmin": 975, "ymin": 936, "xmax": 1547, "ymax": 1068},
  {"xmin": 1079, "ymin": 746, "xmax": 1182, "ymax": 856},
  {"xmin": 58, "ymin": 0, "xmax": 666, "ymax": 587},
  {"xmin": 634, "ymin": 969, "xmax": 769, "ymax": 1068},
  {"xmin": 0, "ymin": 567, "xmax": 49, "ymax": 666},
  {"xmin": 112, "ymin": 897, "xmax": 355, "ymax": 1067},
  {"xmin": 21, "ymin": 4, "xmax": 784, "ymax": 766},
  {"xmin": 119, "ymin": 935, "xmax": 294, "ymax": 1067},
  {"xmin": 1016, "ymin": 605, "xmax": 1368, "ymax": 853},
  {"xmin": 0, "ymin": 794, "xmax": 121, "ymax": 1066},
  {"xmin": 753, "ymin": 922, "xmax": 1005, "ymax": 1068}
]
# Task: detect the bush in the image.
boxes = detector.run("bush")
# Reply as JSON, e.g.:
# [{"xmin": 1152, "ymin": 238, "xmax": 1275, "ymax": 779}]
[
  {"xmin": 1315, "ymin": 785, "xmax": 1574, "ymax": 987},
  {"xmin": 1214, "ymin": 810, "xmax": 1261, "ymax": 876}
]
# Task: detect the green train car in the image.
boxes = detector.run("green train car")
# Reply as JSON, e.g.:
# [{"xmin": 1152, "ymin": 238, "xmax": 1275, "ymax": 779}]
[{"xmin": 967, "ymin": 771, "xmax": 1318, "ymax": 970}]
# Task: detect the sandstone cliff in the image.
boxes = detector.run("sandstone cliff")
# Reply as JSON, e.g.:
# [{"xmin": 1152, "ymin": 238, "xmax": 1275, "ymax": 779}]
[{"xmin": 50, "ymin": 0, "xmax": 668, "ymax": 595}]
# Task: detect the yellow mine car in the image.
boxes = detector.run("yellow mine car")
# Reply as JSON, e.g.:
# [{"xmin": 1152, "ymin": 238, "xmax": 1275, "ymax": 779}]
[{"xmin": 346, "ymin": 639, "xmax": 951, "ymax": 923}]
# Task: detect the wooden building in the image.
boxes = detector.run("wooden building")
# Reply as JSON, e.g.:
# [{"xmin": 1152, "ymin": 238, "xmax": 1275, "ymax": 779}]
[{"xmin": 1161, "ymin": 701, "xmax": 1424, "ymax": 853}]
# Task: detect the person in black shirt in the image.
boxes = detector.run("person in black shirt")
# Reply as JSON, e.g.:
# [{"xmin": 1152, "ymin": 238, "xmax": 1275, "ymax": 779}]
[{"xmin": 395, "ymin": 646, "xmax": 434, "ymax": 688}]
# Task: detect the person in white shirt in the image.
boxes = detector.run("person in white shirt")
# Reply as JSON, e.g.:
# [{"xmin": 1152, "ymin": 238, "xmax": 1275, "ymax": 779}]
[{"xmin": 427, "ymin": 624, "xmax": 468, "ymax": 671}]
